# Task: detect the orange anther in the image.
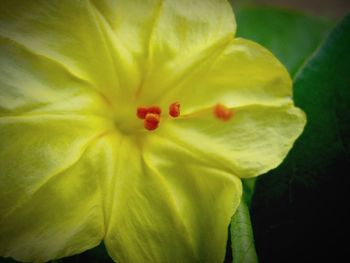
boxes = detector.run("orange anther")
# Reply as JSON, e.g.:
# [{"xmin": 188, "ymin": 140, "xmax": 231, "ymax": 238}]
[
  {"xmin": 147, "ymin": 106, "xmax": 162, "ymax": 115},
  {"xmin": 169, "ymin": 102, "xmax": 180, "ymax": 118},
  {"xmin": 214, "ymin": 104, "xmax": 233, "ymax": 121},
  {"xmin": 137, "ymin": 107, "xmax": 148, "ymax": 119},
  {"xmin": 137, "ymin": 106, "xmax": 161, "ymax": 119},
  {"xmin": 144, "ymin": 113, "xmax": 160, "ymax": 131}
]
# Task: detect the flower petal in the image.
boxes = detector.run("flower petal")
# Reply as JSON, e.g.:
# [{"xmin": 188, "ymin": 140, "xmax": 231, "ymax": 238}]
[
  {"xmin": 98, "ymin": 134, "xmax": 241, "ymax": 263},
  {"xmin": 0, "ymin": 37, "xmax": 111, "ymax": 117},
  {"xmin": 160, "ymin": 38, "xmax": 294, "ymax": 112},
  {"xmin": 90, "ymin": 0, "xmax": 236, "ymax": 100},
  {"xmin": 0, "ymin": 115, "xmax": 113, "ymax": 261},
  {"xmin": 0, "ymin": 0, "xmax": 121, "ymax": 103},
  {"xmin": 159, "ymin": 105, "xmax": 306, "ymax": 178}
]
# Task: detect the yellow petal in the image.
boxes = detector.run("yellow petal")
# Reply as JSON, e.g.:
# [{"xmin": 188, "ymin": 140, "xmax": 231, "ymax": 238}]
[
  {"xmin": 159, "ymin": 38, "xmax": 294, "ymax": 112},
  {"xmin": 0, "ymin": 0, "xmax": 121, "ymax": 103},
  {"xmin": 95, "ymin": 134, "xmax": 242, "ymax": 263},
  {"xmin": 0, "ymin": 115, "xmax": 112, "ymax": 215},
  {"xmin": 159, "ymin": 105, "xmax": 306, "ymax": 178},
  {"xmin": 91, "ymin": 0, "xmax": 236, "ymax": 101},
  {"xmin": 0, "ymin": 115, "xmax": 112, "ymax": 261},
  {"xmin": 0, "ymin": 37, "xmax": 111, "ymax": 117}
]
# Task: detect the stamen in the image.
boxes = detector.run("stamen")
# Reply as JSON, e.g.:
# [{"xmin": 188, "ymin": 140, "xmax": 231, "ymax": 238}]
[
  {"xmin": 138, "ymin": 103, "xmax": 232, "ymax": 131},
  {"xmin": 214, "ymin": 103, "xmax": 233, "ymax": 121},
  {"xmin": 147, "ymin": 106, "xmax": 162, "ymax": 115},
  {"xmin": 137, "ymin": 107, "xmax": 148, "ymax": 119},
  {"xmin": 144, "ymin": 113, "xmax": 160, "ymax": 131},
  {"xmin": 137, "ymin": 106, "xmax": 161, "ymax": 119},
  {"xmin": 169, "ymin": 102, "xmax": 180, "ymax": 118}
]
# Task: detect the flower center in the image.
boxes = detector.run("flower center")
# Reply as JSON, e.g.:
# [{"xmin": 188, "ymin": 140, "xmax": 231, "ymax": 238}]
[
  {"xmin": 112, "ymin": 99, "xmax": 234, "ymax": 134},
  {"xmin": 133, "ymin": 102, "xmax": 234, "ymax": 132}
]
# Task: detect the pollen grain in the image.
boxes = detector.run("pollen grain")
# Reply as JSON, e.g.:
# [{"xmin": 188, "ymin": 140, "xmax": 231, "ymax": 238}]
[
  {"xmin": 214, "ymin": 103, "xmax": 234, "ymax": 121},
  {"xmin": 144, "ymin": 113, "xmax": 160, "ymax": 131},
  {"xmin": 169, "ymin": 102, "xmax": 180, "ymax": 118}
]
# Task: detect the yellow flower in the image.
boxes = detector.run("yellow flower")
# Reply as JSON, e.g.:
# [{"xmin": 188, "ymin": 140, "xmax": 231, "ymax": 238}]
[{"xmin": 0, "ymin": 0, "xmax": 306, "ymax": 262}]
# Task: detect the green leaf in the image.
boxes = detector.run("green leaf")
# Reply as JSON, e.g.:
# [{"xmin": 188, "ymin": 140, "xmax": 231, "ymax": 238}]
[
  {"xmin": 251, "ymin": 14, "xmax": 350, "ymax": 261},
  {"xmin": 235, "ymin": 7, "xmax": 333, "ymax": 76},
  {"xmin": 293, "ymin": 14, "xmax": 350, "ymax": 159},
  {"xmin": 230, "ymin": 198, "xmax": 258, "ymax": 263}
]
